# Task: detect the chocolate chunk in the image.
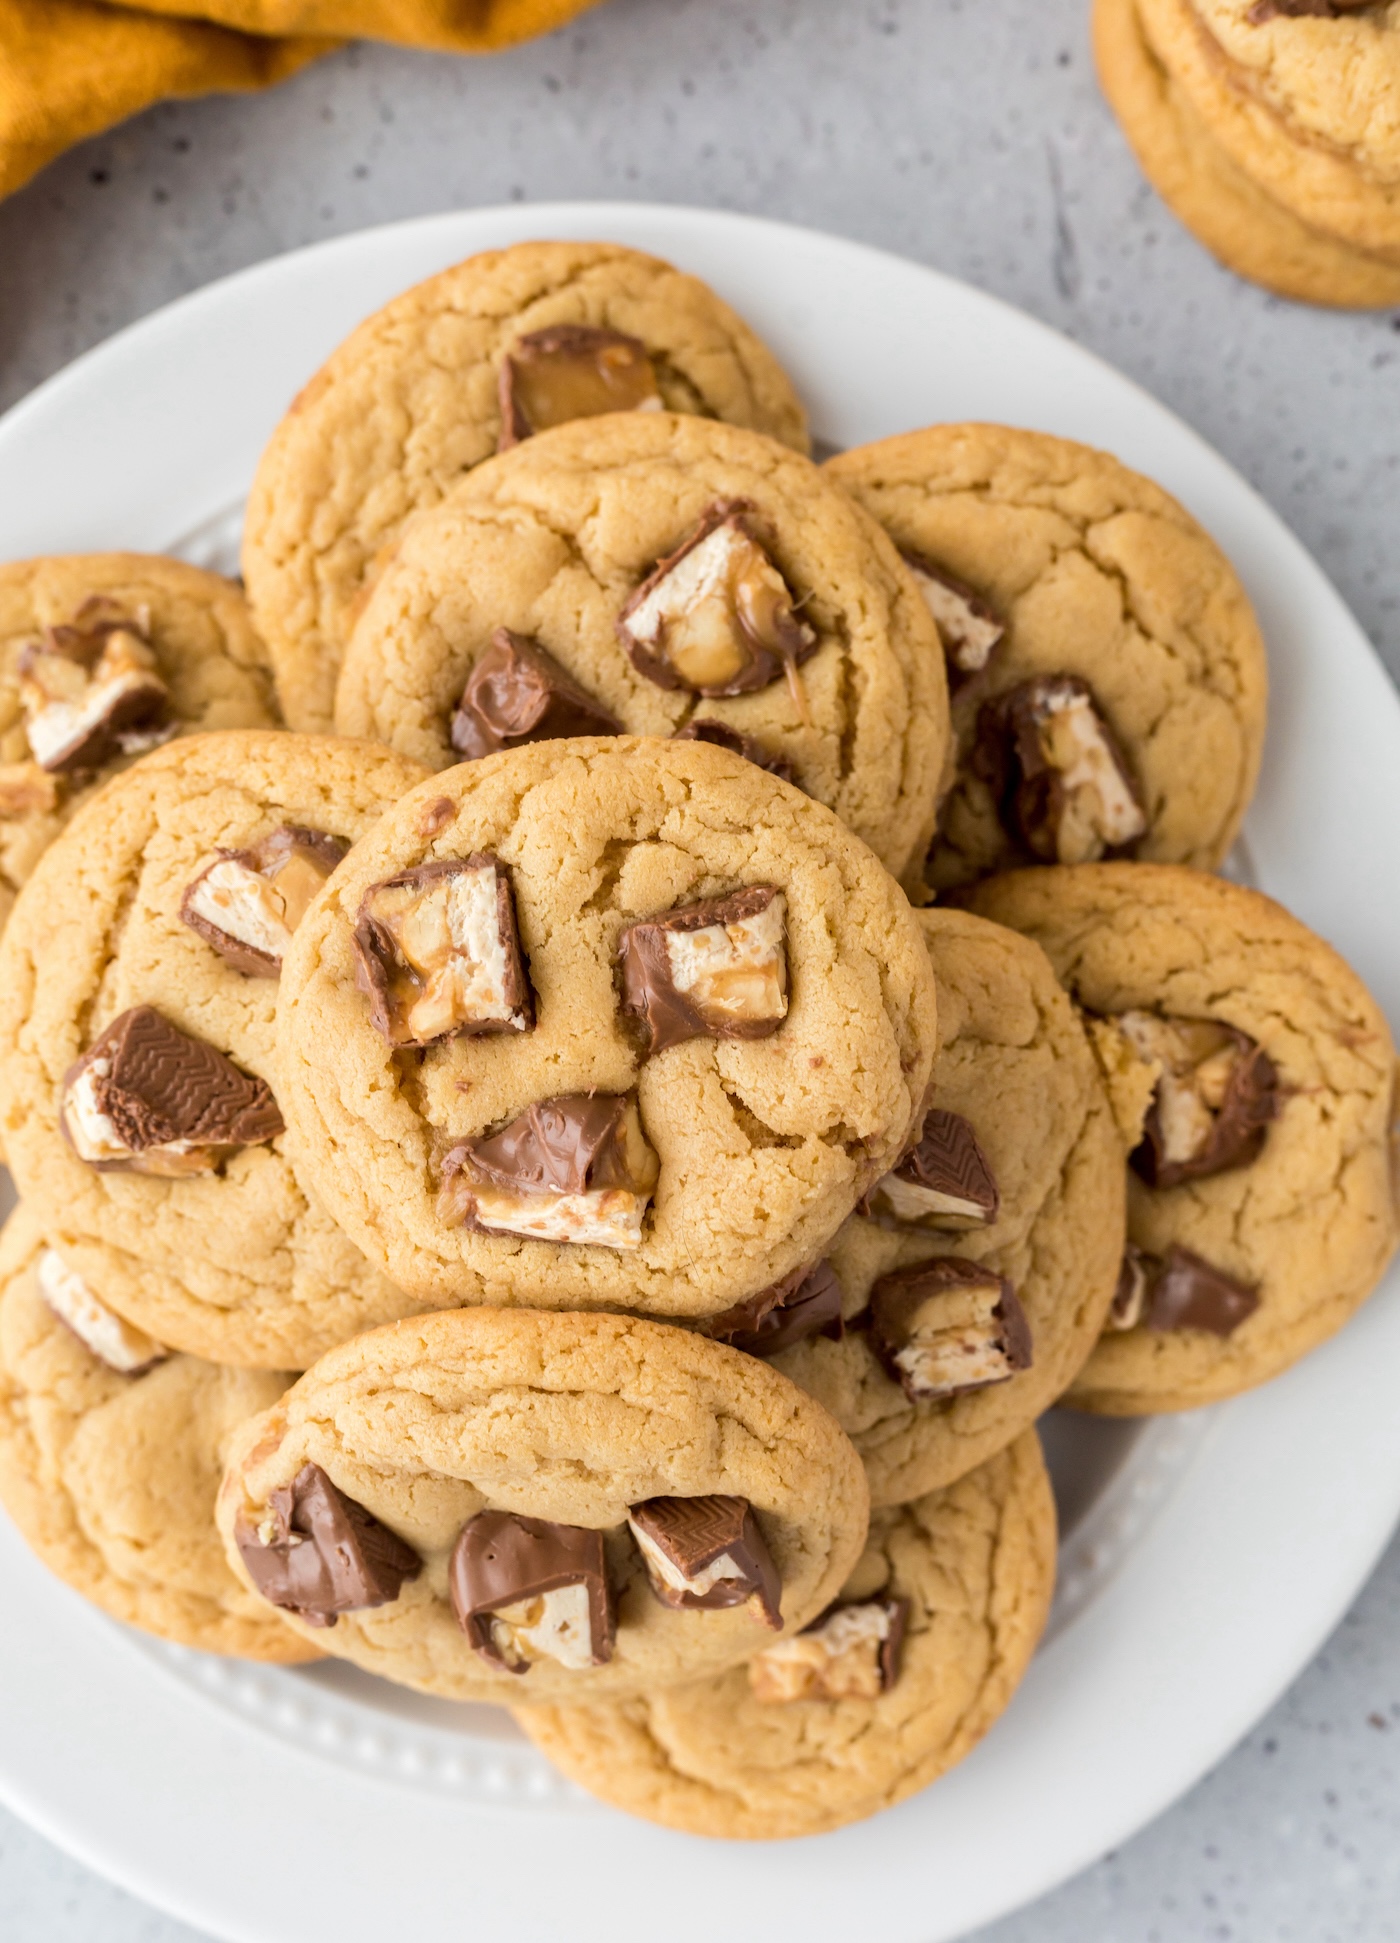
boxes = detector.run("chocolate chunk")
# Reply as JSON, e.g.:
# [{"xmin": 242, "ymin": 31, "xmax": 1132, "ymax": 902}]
[
  {"xmin": 618, "ymin": 885, "xmax": 788, "ymax": 1055},
  {"xmin": 1145, "ymin": 1245, "xmax": 1259, "ymax": 1337},
  {"xmin": 60, "ymin": 1005, "xmax": 283, "ymax": 1176},
  {"xmin": 234, "ymin": 1463, "xmax": 422, "ymax": 1628},
  {"xmin": 973, "ymin": 676, "xmax": 1147, "ymax": 866},
  {"xmin": 497, "ymin": 324, "xmax": 662, "ymax": 450},
  {"xmin": 450, "ymin": 629, "xmax": 622, "ymax": 760},
  {"xmin": 449, "ymin": 1511, "xmax": 615, "ymax": 1671},
  {"xmin": 900, "ymin": 551, "xmax": 1004, "ymax": 684},
  {"xmin": 868, "ymin": 1257, "xmax": 1032, "ymax": 1402},
  {"xmin": 617, "ymin": 500, "xmax": 818, "ymax": 700},
  {"xmin": 180, "ymin": 824, "xmax": 347, "ymax": 977},
  {"xmin": 627, "ymin": 1494, "xmax": 782, "ymax": 1629},
  {"xmin": 36, "ymin": 1248, "xmax": 166, "ymax": 1374},
  {"xmin": 701, "ymin": 1259, "xmax": 845, "ymax": 1358},
  {"xmin": 17, "ymin": 597, "xmax": 172, "ymax": 774},
  {"xmin": 438, "ymin": 1092, "xmax": 659, "ymax": 1248},
  {"xmin": 1106, "ymin": 1244, "xmax": 1150, "ymax": 1332},
  {"xmin": 1249, "ymin": 0, "xmax": 1375, "ymax": 17},
  {"xmin": 869, "ymin": 1109, "xmax": 1000, "ymax": 1229},
  {"xmin": 748, "ymin": 1596, "xmax": 909, "ymax": 1703},
  {"xmin": 353, "ymin": 854, "xmax": 533, "ymax": 1047},
  {"xmin": 1116, "ymin": 1011, "xmax": 1280, "ymax": 1189},
  {"xmin": 671, "ymin": 718, "xmax": 800, "ymax": 788}
]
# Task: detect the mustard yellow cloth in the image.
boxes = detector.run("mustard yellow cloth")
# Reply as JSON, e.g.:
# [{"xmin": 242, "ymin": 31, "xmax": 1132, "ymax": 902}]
[{"xmin": 0, "ymin": 0, "xmax": 601, "ymax": 201}]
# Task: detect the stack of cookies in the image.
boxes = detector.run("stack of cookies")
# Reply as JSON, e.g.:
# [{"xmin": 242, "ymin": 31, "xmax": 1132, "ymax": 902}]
[{"xmin": 0, "ymin": 238, "xmax": 1394, "ymax": 1842}]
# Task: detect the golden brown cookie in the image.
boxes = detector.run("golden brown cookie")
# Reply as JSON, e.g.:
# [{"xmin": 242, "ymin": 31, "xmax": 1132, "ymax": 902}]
[{"xmin": 242, "ymin": 240, "xmax": 810, "ymax": 732}]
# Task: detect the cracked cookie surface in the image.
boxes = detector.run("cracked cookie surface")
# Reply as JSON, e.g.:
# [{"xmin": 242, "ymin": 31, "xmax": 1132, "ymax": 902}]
[
  {"xmin": 216, "ymin": 1305, "xmax": 869, "ymax": 1702},
  {"xmin": 0, "ymin": 731, "xmax": 430, "ymax": 1369},
  {"xmin": 334, "ymin": 412, "xmax": 949, "ymax": 885},
  {"xmin": 514, "ymin": 1428, "xmax": 1053, "ymax": 1839},
  {"xmin": 966, "ymin": 863, "xmax": 1399, "ymax": 1412},
  {"xmin": 242, "ymin": 240, "xmax": 810, "ymax": 733}
]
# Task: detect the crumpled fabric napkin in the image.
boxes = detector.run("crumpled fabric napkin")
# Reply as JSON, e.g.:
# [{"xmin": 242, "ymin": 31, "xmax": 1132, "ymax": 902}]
[{"xmin": 0, "ymin": 0, "xmax": 600, "ymax": 200}]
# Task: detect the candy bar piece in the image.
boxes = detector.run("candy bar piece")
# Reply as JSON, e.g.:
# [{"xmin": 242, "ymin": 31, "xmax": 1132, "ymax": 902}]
[
  {"xmin": 497, "ymin": 324, "xmax": 662, "ymax": 449},
  {"xmin": 627, "ymin": 1494, "xmax": 782, "ymax": 1629},
  {"xmin": 1146, "ymin": 1245, "xmax": 1259, "ymax": 1337},
  {"xmin": 18, "ymin": 597, "xmax": 172, "ymax": 774},
  {"xmin": 450, "ymin": 629, "xmax": 622, "ymax": 760},
  {"xmin": 1116, "ymin": 1010, "xmax": 1279, "ymax": 1189},
  {"xmin": 1249, "ymin": 0, "xmax": 1375, "ymax": 17},
  {"xmin": 748, "ymin": 1596, "xmax": 909, "ymax": 1703},
  {"xmin": 701, "ymin": 1259, "xmax": 844, "ymax": 1358},
  {"xmin": 438, "ymin": 1093, "xmax": 659, "ymax": 1249},
  {"xmin": 36, "ymin": 1248, "xmax": 166, "ymax": 1374},
  {"xmin": 449, "ymin": 1511, "xmax": 615, "ymax": 1671},
  {"xmin": 618, "ymin": 885, "xmax": 788, "ymax": 1056},
  {"xmin": 234, "ymin": 1463, "xmax": 421, "ymax": 1629},
  {"xmin": 900, "ymin": 551, "xmax": 1004, "ymax": 682},
  {"xmin": 671, "ymin": 718, "xmax": 800, "ymax": 788},
  {"xmin": 868, "ymin": 1257, "xmax": 1033, "ymax": 1402},
  {"xmin": 617, "ymin": 500, "xmax": 817, "ymax": 698},
  {"xmin": 1105, "ymin": 1243, "xmax": 1150, "ymax": 1332},
  {"xmin": 353, "ymin": 855, "xmax": 533, "ymax": 1048},
  {"xmin": 868, "ymin": 1109, "xmax": 1000, "ymax": 1229},
  {"xmin": 60, "ymin": 1005, "xmax": 283, "ymax": 1177},
  {"xmin": 975, "ymin": 675, "xmax": 1147, "ymax": 866},
  {"xmin": 180, "ymin": 824, "xmax": 347, "ymax": 977}
]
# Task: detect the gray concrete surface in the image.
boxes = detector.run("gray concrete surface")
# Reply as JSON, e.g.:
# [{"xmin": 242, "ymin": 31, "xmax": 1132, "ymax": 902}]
[{"xmin": 1, "ymin": 0, "xmax": 1398, "ymax": 1935}]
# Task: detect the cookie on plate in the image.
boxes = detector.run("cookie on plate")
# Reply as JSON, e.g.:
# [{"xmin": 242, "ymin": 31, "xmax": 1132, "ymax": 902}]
[
  {"xmin": 1095, "ymin": 0, "xmax": 1400, "ymax": 308},
  {"xmin": 275, "ymin": 735, "xmax": 937, "ymax": 1319},
  {"xmin": 243, "ymin": 240, "xmax": 811, "ymax": 732},
  {"xmin": 0, "ymin": 731, "xmax": 431, "ymax": 1370},
  {"xmin": 333, "ymin": 412, "xmax": 949, "ymax": 883},
  {"xmin": 723, "ymin": 906, "xmax": 1123, "ymax": 1504},
  {"xmin": 0, "ymin": 554, "xmax": 278, "ymax": 934},
  {"xmin": 515, "ymin": 1428, "xmax": 1054, "ymax": 1839},
  {"xmin": 0, "ymin": 1204, "xmax": 312, "ymax": 1660},
  {"xmin": 966, "ymin": 863, "xmax": 1399, "ymax": 1413},
  {"xmin": 826, "ymin": 424, "xmax": 1267, "ymax": 893},
  {"xmin": 216, "ymin": 1306, "xmax": 868, "ymax": 1702}
]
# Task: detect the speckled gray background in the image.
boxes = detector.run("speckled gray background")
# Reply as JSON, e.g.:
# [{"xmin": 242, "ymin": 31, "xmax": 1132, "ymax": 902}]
[{"xmin": 2, "ymin": 0, "xmax": 1400, "ymax": 1936}]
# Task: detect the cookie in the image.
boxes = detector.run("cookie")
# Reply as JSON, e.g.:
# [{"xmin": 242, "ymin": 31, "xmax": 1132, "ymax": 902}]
[
  {"xmin": 215, "ymin": 1306, "xmax": 869, "ymax": 1703},
  {"xmin": 0, "ymin": 731, "xmax": 433, "ymax": 1370},
  {"xmin": 1095, "ymin": 0, "xmax": 1400, "ymax": 306},
  {"xmin": 242, "ymin": 240, "xmax": 811, "ymax": 733},
  {"xmin": 0, "ymin": 1204, "xmax": 312, "ymax": 1660},
  {"xmin": 965, "ymin": 863, "xmax": 1399, "ymax": 1413},
  {"xmin": 514, "ymin": 1429, "xmax": 1054, "ymax": 1839},
  {"xmin": 0, "ymin": 554, "xmax": 279, "ymax": 936},
  {"xmin": 825, "ymin": 424, "xmax": 1267, "ymax": 893},
  {"xmin": 333, "ymin": 412, "xmax": 949, "ymax": 884},
  {"xmin": 275, "ymin": 735, "xmax": 937, "ymax": 1319},
  {"xmin": 753, "ymin": 907, "xmax": 1123, "ymax": 1504}
]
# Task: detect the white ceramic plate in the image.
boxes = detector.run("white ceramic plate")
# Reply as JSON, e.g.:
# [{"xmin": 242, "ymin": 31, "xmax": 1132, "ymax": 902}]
[{"xmin": 2, "ymin": 204, "xmax": 1400, "ymax": 1943}]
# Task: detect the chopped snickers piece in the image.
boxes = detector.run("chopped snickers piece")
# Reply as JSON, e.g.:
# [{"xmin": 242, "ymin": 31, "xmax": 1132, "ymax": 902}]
[
  {"xmin": 672, "ymin": 717, "xmax": 800, "ymax": 788},
  {"xmin": 618, "ymin": 885, "xmax": 788, "ymax": 1055},
  {"xmin": 1249, "ymin": 0, "xmax": 1375, "ymax": 17},
  {"xmin": 868, "ymin": 1257, "xmax": 1032, "ymax": 1402},
  {"xmin": 438, "ymin": 1092, "xmax": 659, "ymax": 1249},
  {"xmin": 1115, "ymin": 1011, "xmax": 1280, "ymax": 1189},
  {"xmin": 234, "ymin": 1463, "xmax": 422, "ymax": 1628},
  {"xmin": 617, "ymin": 500, "xmax": 818, "ymax": 699},
  {"xmin": 450, "ymin": 629, "xmax": 622, "ymax": 760},
  {"xmin": 498, "ymin": 324, "xmax": 662, "ymax": 449},
  {"xmin": 868, "ymin": 1109, "xmax": 1000, "ymax": 1229},
  {"xmin": 974, "ymin": 676, "xmax": 1147, "ymax": 866},
  {"xmin": 701, "ymin": 1259, "xmax": 844, "ymax": 1358},
  {"xmin": 449, "ymin": 1511, "xmax": 614, "ymax": 1671},
  {"xmin": 60, "ymin": 1005, "xmax": 283, "ymax": 1177},
  {"xmin": 36, "ymin": 1248, "xmax": 166, "ymax": 1375},
  {"xmin": 18, "ymin": 597, "xmax": 172, "ymax": 774},
  {"xmin": 900, "ymin": 551, "xmax": 1004, "ymax": 683},
  {"xmin": 353, "ymin": 854, "xmax": 533, "ymax": 1047},
  {"xmin": 627, "ymin": 1494, "xmax": 782, "ymax": 1629},
  {"xmin": 748, "ymin": 1596, "xmax": 909, "ymax": 1703},
  {"xmin": 180, "ymin": 825, "xmax": 347, "ymax": 978},
  {"xmin": 1105, "ymin": 1244, "xmax": 1151, "ymax": 1332},
  {"xmin": 1146, "ymin": 1245, "xmax": 1259, "ymax": 1337}
]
